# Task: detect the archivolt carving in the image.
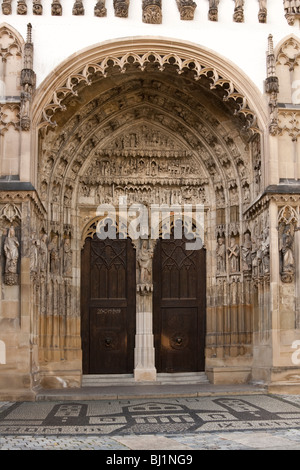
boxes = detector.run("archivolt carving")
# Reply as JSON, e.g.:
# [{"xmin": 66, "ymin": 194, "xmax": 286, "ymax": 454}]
[{"xmin": 38, "ymin": 50, "xmax": 260, "ymax": 134}]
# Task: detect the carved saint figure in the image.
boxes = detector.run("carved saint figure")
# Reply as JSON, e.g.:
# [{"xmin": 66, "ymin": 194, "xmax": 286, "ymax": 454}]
[
  {"xmin": 138, "ymin": 240, "xmax": 153, "ymax": 284},
  {"xmin": 4, "ymin": 226, "xmax": 19, "ymax": 275},
  {"xmin": 258, "ymin": 0, "xmax": 267, "ymax": 22},
  {"xmin": 233, "ymin": 0, "xmax": 244, "ymax": 22},
  {"xmin": 30, "ymin": 232, "xmax": 39, "ymax": 274},
  {"xmin": 281, "ymin": 224, "xmax": 295, "ymax": 275},
  {"xmin": 48, "ymin": 234, "xmax": 60, "ymax": 274},
  {"xmin": 241, "ymin": 232, "xmax": 252, "ymax": 272},
  {"xmin": 216, "ymin": 236, "xmax": 226, "ymax": 274},
  {"xmin": 208, "ymin": 0, "xmax": 219, "ymax": 21},
  {"xmin": 39, "ymin": 233, "xmax": 48, "ymax": 273},
  {"xmin": 228, "ymin": 236, "xmax": 240, "ymax": 273},
  {"xmin": 63, "ymin": 237, "xmax": 72, "ymax": 277},
  {"xmin": 72, "ymin": 0, "xmax": 84, "ymax": 15}
]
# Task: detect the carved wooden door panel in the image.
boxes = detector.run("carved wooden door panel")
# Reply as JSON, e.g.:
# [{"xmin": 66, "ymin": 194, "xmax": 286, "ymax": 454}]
[
  {"xmin": 153, "ymin": 234, "xmax": 206, "ymax": 373},
  {"xmin": 81, "ymin": 235, "xmax": 136, "ymax": 374}
]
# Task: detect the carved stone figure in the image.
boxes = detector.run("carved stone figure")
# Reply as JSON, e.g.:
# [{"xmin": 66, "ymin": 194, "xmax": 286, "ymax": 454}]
[
  {"xmin": 39, "ymin": 233, "xmax": 48, "ymax": 273},
  {"xmin": 176, "ymin": 0, "xmax": 197, "ymax": 20},
  {"xmin": 94, "ymin": 0, "xmax": 106, "ymax": 16},
  {"xmin": 113, "ymin": 0, "xmax": 129, "ymax": 17},
  {"xmin": 242, "ymin": 232, "xmax": 252, "ymax": 273},
  {"xmin": 48, "ymin": 234, "xmax": 60, "ymax": 274},
  {"xmin": 30, "ymin": 232, "xmax": 39, "ymax": 274},
  {"xmin": 2, "ymin": 0, "xmax": 12, "ymax": 14},
  {"xmin": 4, "ymin": 226, "xmax": 19, "ymax": 285},
  {"xmin": 33, "ymin": 0, "xmax": 43, "ymax": 15},
  {"xmin": 280, "ymin": 224, "xmax": 295, "ymax": 282},
  {"xmin": 17, "ymin": 0, "xmax": 27, "ymax": 14},
  {"xmin": 233, "ymin": 0, "xmax": 244, "ymax": 22},
  {"xmin": 72, "ymin": 0, "xmax": 84, "ymax": 15},
  {"xmin": 63, "ymin": 237, "xmax": 72, "ymax": 277},
  {"xmin": 258, "ymin": 0, "xmax": 267, "ymax": 23},
  {"xmin": 261, "ymin": 227, "xmax": 270, "ymax": 276},
  {"xmin": 142, "ymin": 0, "xmax": 162, "ymax": 24},
  {"xmin": 137, "ymin": 240, "xmax": 153, "ymax": 284},
  {"xmin": 216, "ymin": 235, "xmax": 226, "ymax": 274},
  {"xmin": 51, "ymin": 0, "xmax": 62, "ymax": 15},
  {"xmin": 228, "ymin": 236, "xmax": 240, "ymax": 273},
  {"xmin": 208, "ymin": 0, "xmax": 219, "ymax": 21}
]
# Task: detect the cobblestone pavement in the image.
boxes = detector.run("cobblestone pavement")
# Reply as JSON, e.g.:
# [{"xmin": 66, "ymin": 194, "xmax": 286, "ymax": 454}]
[{"xmin": 1, "ymin": 395, "xmax": 300, "ymax": 450}]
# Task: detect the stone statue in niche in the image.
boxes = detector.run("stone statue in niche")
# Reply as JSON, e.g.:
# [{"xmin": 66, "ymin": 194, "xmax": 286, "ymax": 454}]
[
  {"xmin": 63, "ymin": 237, "xmax": 72, "ymax": 277},
  {"xmin": 2, "ymin": 1, "xmax": 12, "ymax": 15},
  {"xmin": 137, "ymin": 240, "xmax": 154, "ymax": 284},
  {"xmin": 17, "ymin": 0, "xmax": 27, "ymax": 14},
  {"xmin": 51, "ymin": 0, "xmax": 62, "ymax": 15},
  {"xmin": 216, "ymin": 235, "xmax": 226, "ymax": 274},
  {"xmin": 233, "ymin": 0, "xmax": 244, "ymax": 22},
  {"xmin": 241, "ymin": 232, "xmax": 252, "ymax": 273},
  {"xmin": 30, "ymin": 232, "xmax": 39, "ymax": 275},
  {"xmin": 280, "ymin": 224, "xmax": 295, "ymax": 283},
  {"xmin": 208, "ymin": 0, "xmax": 219, "ymax": 21},
  {"xmin": 261, "ymin": 227, "xmax": 270, "ymax": 276},
  {"xmin": 142, "ymin": 0, "xmax": 162, "ymax": 24},
  {"xmin": 48, "ymin": 234, "xmax": 60, "ymax": 274},
  {"xmin": 94, "ymin": 0, "xmax": 106, "ymax": 16},
  {"xmin": 228, "ymin": 235, "xmax": 240, "ymax": 273},
  {"xmin": 33, "ymin": 0, "xmax": 42, "ymax": 15},
  {"xmin": 4, "ymin": 226, "xmax": 19, "ymax": 285},
  {"xmin": 39, "ymin": 233, "xmax": 48, "ymax": 273},
  {"xmin": 72, "ymin": 0, "xmax": 84, "ymax": 15}
]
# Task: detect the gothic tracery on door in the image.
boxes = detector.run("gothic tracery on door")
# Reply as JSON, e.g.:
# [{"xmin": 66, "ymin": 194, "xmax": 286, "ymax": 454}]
[{"xmin": 81, "ymin": 234, "xmax": 136, "ymax": 374}]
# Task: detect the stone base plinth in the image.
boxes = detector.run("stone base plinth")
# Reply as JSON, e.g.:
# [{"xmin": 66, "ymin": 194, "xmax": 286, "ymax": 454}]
[
  {"xmin": 134, "ymin": 367, "xmax": 157, "ymax": 382},
  {"xmin": 206, "ymin": 366, "xmax": 252, "ymax": 385}
]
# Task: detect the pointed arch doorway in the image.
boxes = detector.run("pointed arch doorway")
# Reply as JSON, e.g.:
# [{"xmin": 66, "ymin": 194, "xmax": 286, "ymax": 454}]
[{"xmin": 81, "ymin": 234, "xmax": 136, "ymax": 375}]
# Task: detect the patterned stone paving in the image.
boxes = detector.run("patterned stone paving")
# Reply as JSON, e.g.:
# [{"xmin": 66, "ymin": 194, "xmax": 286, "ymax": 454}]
[{"xmin": 1, "ymin": 395, "xmax": 300, "ymax": 437}]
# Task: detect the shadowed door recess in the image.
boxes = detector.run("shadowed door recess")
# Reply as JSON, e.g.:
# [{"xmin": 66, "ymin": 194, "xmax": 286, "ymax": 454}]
[
  {"xmin": 81, "ymin": 235, "xmax": 136, "ymax": 374},
  {"xmin": 153, "ymin": 232, "xmax": 206, "ymax": 373}
]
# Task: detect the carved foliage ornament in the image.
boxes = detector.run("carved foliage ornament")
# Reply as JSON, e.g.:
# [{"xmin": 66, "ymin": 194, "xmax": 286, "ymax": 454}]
[{"xmin": 39, "ymin": 51, "xmax": 260, "ymax": 134}]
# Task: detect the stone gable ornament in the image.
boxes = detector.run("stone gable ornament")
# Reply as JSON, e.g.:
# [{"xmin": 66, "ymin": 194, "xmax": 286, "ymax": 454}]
[
  {"xmin": 233, "ymin": 0, "xmax": 244, "ymax": 22},
  {"xmin": 142, "ymin": 0, "xmax": 162, "ymax": 24},
  {"xmin": 51, "ymin": 0, "xmax": 62, "ymax": 15},
  {"xmin": 33, "ymin": 0, "xmax": 42, "ymax": 15},
  {"xmin": 176, "ymin": 0, "xmax": 197, "ymax": 20},
  {"xmin": 4, "ymin": 226, "xmax": 19, "ymax": 286},
  {"xmin": 72, "ymin": 0, "xmax": 84, "ymax": 15},
  {"xmin": 17, "ymin": 0, "xmax": 27, "ymax": 14},
  {"xmin": 208, "ymin": 0, "xmax": 219, "ymax": 21},
  {"xmin": 2, "ymin": 0, "xmax": 12, "ymax": 14},
  {"xmin": 94, "ymin": 0, "xmax": 107, "ymax": 16},
  {"xmin": 113, "ymin": 0, "xmax": 129, "ymax": 17}
]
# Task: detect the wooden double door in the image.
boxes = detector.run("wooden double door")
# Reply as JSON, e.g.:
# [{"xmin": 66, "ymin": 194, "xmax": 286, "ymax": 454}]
[{"xmin": 81, "ymin": 233, "xmax": 206, "ymax": 375}]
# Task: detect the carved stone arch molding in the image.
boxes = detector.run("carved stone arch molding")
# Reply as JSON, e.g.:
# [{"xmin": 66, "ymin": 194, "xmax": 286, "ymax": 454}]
[{"xmin": 31, "ymin": 38, "xmax": 269, "ymax": 383}]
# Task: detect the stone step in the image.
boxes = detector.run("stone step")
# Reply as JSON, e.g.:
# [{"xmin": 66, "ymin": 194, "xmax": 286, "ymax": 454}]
[{"xmin": 81, "ymin": 372, "xmax": 209, "ymax": 387}]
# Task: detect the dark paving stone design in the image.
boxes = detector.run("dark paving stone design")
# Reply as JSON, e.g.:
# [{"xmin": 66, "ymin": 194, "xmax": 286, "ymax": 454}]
[{"xmin": 1, "ymin": 395, "xmax": 300, "ymax": 436}]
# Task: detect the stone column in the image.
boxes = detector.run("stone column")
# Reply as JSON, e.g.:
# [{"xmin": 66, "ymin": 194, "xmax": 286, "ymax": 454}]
[{"xmin": 134, "ymin": 239, "xmax": 156, "ymax": 382}]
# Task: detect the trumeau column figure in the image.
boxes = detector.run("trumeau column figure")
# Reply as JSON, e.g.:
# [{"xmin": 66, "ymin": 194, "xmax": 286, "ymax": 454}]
[
  {"xmin": 2, "ymin": 0, "xmax": 12, "ymax": 14},
  {"xmin": 94, "ymin": 0, "xmax": 106, "ymax": 16},
  {"xmin": 142, "ymin": 0, "xmax": 162, "ymax": 24},
  {"xmin": 208, "ymin": 0, "xmax": 219, "ymax": 21},
  {"xmin": 113, "ymin": 0, "xmax": 129, "ymax": 17}
]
